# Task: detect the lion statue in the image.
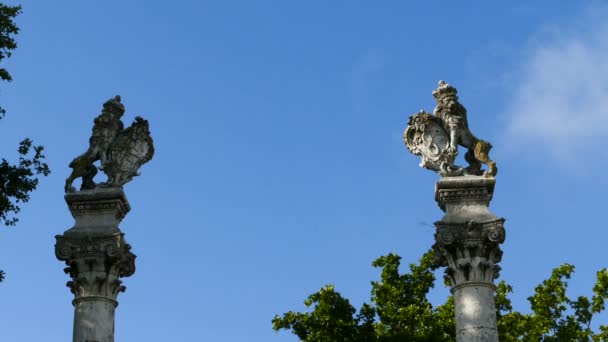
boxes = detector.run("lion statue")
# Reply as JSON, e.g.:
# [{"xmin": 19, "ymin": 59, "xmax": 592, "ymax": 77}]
[
  {"xmin": 64, "ymin": 96, "xmax": 154, "ymax": 193},
  {"xmin": 65, "ymin": 96, "xmax": 125, "ymax": 192},
  {"xmin": 432, "ymin": 81, "xmax": 497, "ymax": 176}
]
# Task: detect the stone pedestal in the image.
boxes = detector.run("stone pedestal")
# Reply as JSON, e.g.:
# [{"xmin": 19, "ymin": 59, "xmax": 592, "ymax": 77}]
[
  {"xmin": 55, "ymin": 188, "xmax": 136, "ymax": 342},
  {"xmin": 433, "ymin": 177, "xmax": 505, "ymax": 342}
]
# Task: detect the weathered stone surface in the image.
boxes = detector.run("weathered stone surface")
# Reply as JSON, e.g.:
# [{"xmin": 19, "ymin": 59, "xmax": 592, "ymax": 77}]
[
  {"xmin": 55, "ymin": 187, "xmax": 135, "ymax": 342},
  {"xmin": 435, "ymin": 219, "xmax": 504, "ymax": 285},
  {"xmin": 72, "ymin": 299, "xmax": 117, "ymax": 342},
  {"xmin": 433, "ymin": 177, "xmax": 505, "ymax": 285},
  {"xmin": 453, "ymin": 284, "xmax": 499, "ymax": 342},
  {"xmin": 65, "ymin": 96, "xmax": 154, "ymax": 192},
  {"xmin": 433, "ymin": 176, "xmax": 505, "ymax": 342},
  {"xmin": 404, "ymin": 81, "xmax": 497, "ymax": 176},
  {"xmin": 63, "ymin": 187, "xmax": 130, "ymax": 237}
]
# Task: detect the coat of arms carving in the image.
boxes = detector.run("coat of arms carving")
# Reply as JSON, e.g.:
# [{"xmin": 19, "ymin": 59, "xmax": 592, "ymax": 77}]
[
  {"xmin": 65, "ymin": 96, "xmax": 155, "ymax": 192},
  {"xmin": 404, "ymin": 81, "xmax": 497, "ymax": 177}
]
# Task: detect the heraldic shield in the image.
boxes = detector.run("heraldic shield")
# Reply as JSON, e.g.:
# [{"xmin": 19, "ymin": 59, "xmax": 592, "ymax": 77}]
[
  {"xmin": 102, "ymin": 116, "xmax": 155, "ymax": 187},
  {"xmin": 404, "ymin": 111, "xmax": 464, "ymax": 176}
]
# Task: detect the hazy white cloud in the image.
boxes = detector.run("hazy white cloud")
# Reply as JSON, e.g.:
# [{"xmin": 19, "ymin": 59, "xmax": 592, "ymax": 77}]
[{"xmin": 505, "ymin": 5, "xmax": 608, "ymax": 163}]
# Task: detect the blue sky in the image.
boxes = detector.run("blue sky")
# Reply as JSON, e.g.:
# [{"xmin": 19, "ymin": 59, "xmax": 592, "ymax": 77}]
[{"xmin": 0, "ymin": 1, "xmax": 607, "ymax": 341}]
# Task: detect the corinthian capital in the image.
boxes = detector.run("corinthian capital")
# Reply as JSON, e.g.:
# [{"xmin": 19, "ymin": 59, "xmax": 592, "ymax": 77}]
[
  {"xmin": 55, "ymin": 233, "xmax": 135, "ymax": 303},
  {"xmin": 433, "ymin": 176, "xmax": 505, "ymax": 288},
  {"xmin": 55, "ymin": 187, "xmax": 136, "ymax": 303}
]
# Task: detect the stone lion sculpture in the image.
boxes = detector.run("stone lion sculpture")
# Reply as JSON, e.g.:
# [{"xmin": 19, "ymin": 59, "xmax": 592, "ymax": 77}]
[
  {"xmin": 404, "ymin": 81, "xmax": 497, "ymax": 177},
  {"xmin": 65, "ymin": 96, "xmax": 154, "ymax": 192}
]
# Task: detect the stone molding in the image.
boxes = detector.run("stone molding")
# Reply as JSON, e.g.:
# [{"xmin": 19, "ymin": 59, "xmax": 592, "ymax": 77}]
[
  {"xmin": 435, "ymin": 176, "xmax": 494, "ymax": 211},
  {"xmin": 65, "ymin": 187, "xmax": 130, "ymax": 221},
  {"xmin": 450, "ymin": 281, "xmax": 496, "ymax": 293}
]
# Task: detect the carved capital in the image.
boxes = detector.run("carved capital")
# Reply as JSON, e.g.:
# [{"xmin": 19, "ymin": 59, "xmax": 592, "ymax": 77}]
[
  {"xmin": 434, "ymin": 219, "xmax": 505, "ymax": 287},
  {"xmin": 434, "ymin": 176, "xmax": 505, "ymax": 287},
  {"xmin": 55, "ymin": 233, "xmax": 136, "ymax": 304},
  {"xmin": 57, "ymin": 187, "xmax": 136, "ymax": 305}
]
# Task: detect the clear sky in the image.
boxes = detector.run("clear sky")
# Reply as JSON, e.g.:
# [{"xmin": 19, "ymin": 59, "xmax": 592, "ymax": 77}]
[{"xmin": 0, "ymin": 1, "xmax": 607, "ymax": 341}]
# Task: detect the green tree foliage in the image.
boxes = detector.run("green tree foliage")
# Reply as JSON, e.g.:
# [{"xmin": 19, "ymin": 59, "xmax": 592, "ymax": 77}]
[
  {"xmin": 498, "ymin": 265, "xmax": 608, "ymax": 342},
  {"xmin": 273, "ymin": 251, "xmax": 608, "ymax": 341},
  {"xmin": 0, "ymin": 4, "xmax": 50, "ymax": 281},
  {"xmin": 0, "ymin": 138, "xmax": 50, "ymax": 226}
]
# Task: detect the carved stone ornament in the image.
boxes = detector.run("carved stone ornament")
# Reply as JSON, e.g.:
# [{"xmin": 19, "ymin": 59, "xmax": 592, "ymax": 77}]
[
  {"xmin": 432, "ymin": 176, "xmax": 505, "ymax": 287},
  {"xmin": 103, "ymin": 117, "xmax": 155, "ymax": 187},
  {"xmin": 56, "ymin": 187, "xmax": 135, "ymax": 299},
  {"xmin": 404, "ymin": 110, "xmax": 461, "ymax": 175},
  {"xmin": 65, "ymin": 96, "xmax": 155, "ymax": 193},
  {"xmin": 55, "ymin": 233, "xmax": 136, "ymax": 303},
  {"xmin": 404, "ymin": 81, "xmax": 497, "ymax": 177},
  {"xmin": 434, "ymin": 219, "xmax": 505, "ymax": 286}
]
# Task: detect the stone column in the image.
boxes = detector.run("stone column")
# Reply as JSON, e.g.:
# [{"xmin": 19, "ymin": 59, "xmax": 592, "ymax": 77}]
[
  {"xmin": 433, "ymin": 176, "xmax": 505, "ymax": 342},
  {"xmin": 55, "ymin": 188, "xmax": 136, "ymax": 342}
]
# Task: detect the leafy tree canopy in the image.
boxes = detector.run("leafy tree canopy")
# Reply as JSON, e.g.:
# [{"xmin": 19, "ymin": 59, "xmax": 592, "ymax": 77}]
[
  {"xmin": 0, "ymin": 3, "xmax": 50, "ymax": 281},
  {"xmin": 273, "ymin": 251, "xmax": 608, "ymax": 342}
]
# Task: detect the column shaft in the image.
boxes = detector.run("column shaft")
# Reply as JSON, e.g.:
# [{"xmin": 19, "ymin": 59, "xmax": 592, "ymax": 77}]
[
  {"xmin": 452, "ymin": 283, "xmax": 498, "ymax": 341},
  {"xmin": 73, "ymin": 298, "xmax": 117, "ymax": 342}
]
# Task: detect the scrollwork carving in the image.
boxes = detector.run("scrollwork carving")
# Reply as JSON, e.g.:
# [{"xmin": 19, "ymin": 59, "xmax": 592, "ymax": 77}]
[
  {"xmin": 433, "ymin": 219, "xmax": 505, "ymax": 286},
  {"xmin": 55, "ymin": 233, "xmax": 135, "ymax": 302},
  {"xmin": 487, "ymin": 227, "xmax": 505, "ymax": 243},
  {"xmin": 438, "ymin": 230, "xmax": 456, "ymax": 245}
]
